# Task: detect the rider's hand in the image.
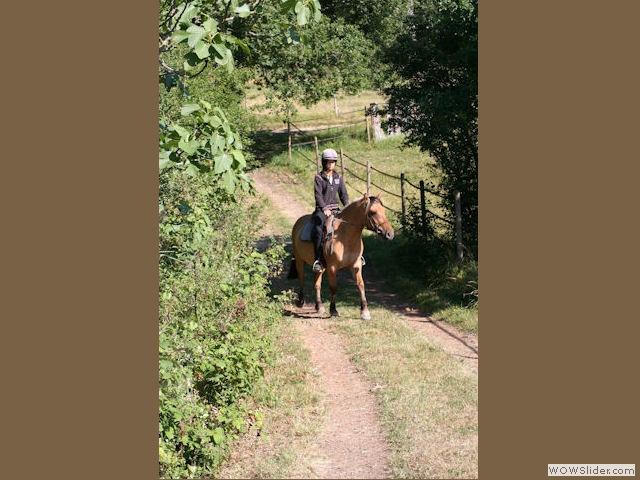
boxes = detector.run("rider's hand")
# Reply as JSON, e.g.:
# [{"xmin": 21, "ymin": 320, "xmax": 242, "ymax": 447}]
[{"xmin": 323, "ymin": 208, "xmax": 332, "ymax": 217}]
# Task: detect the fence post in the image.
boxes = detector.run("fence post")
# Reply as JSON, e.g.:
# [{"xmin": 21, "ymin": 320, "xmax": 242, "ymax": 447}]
[
  {"xmin": 401, "ymin": 173, "xmax": 406, "ymax": 228},
  {"xmin": 333, "ymin": 95, "xmax": 339, "ymax": 117},
  {"xmin": 365, "ymin": 106, "xmax": 371, "ymax": 145},
  {"xmin": 419, "ymin": 180, "xmax": 427, "ymax": 237},
  {"xmin": 314, "ymin": 136, "xmax": 319, "ymax": 172},
  {"xmin": 370, "ymin": 103, "xmax": 385, "ymax": 141},
  {"xmin": 287, "ymin": 120, "xmax": 292, "ymax": 161},
  {"xmin": 455, "ymin": 191, "xmax": 464, "ymax": 263},
  {"xmin": 340, "ymin": 148, "xmax": 345, "ymax": 181}
]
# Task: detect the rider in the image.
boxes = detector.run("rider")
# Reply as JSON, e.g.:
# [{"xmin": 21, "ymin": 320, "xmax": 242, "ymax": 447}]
[{"xmin": 311, "ymin": 148, "xmax": 349, "ymax": 272}]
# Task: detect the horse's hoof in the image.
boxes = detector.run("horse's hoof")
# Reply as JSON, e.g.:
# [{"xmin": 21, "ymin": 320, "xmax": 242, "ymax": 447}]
[
  {"xmin": 331, "ymin": 310, "xmax": 340, "ymax": 317},
  {"xmin": 360, "ymin": 311, "xmax": 371, "ymax": 320},
  {"xmin": 316, "ymin": 305, "xmax": 325, "ymax": 315}
]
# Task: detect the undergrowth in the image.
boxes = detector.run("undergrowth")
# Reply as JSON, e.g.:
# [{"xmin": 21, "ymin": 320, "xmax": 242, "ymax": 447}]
[{"xmin": 159, "ymin": 170, "xmax": 287, "ymax": 478}]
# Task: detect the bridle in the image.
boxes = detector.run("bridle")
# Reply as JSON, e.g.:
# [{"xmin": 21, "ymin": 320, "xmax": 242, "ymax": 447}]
[{"xmin": 365, "ymin": 198, "xmax": 386, "ymax": 236}]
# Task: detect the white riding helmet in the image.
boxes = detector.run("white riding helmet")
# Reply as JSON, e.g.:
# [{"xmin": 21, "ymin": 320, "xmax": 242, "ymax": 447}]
[{"xmin": 321, "ymin": 148, "xmax": 338, "ymax": 162}]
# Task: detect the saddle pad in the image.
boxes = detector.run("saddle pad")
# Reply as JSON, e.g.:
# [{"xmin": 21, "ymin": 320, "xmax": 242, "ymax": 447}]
[{"xmin": 300, "ymin": 220, "xmax": 313, "ymax": 241}]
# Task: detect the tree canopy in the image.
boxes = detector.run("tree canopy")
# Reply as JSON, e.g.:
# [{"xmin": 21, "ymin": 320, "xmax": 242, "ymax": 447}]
[{"xmin": 384, "ymin": 0, "xmax": 478, "ymax": 252}]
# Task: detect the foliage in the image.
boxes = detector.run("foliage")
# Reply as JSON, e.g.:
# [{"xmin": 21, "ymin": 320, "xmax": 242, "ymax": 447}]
[
  {"xmin": 384, "ymin": 0, "xmax": 478, "ymax": 254},
  {"xmin": 321, "ymin": 0, "xmax": 412, "ymax": 47},
  {"xmin": 159, "ymin": 169, "xmax": 287, "ymax": 478},
  {"xmin": 158, "ymin": 2, "xmax": 332, "ymax": 477},
  {"xmin": 243, "ymin": 7, "xmax": 377, "ymax": 120},
  {"xmin": 158, "ymin": 0, "xmax": 323, "ymax": 185}
]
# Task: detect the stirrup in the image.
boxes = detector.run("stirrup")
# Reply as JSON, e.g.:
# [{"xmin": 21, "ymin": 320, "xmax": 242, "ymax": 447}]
[
  {"xmin": 361, "ymin": 256, "xmax": 366, "ymax": 266},
  {"xmin": 312, "ymin": 260, "xmax": 324, "ymax": 272}
]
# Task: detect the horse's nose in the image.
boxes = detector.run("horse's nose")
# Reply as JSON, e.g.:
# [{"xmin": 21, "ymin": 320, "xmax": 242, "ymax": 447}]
[{"xmin": 386, "ymin": 230, "xmax": 394, "ymax": 240}]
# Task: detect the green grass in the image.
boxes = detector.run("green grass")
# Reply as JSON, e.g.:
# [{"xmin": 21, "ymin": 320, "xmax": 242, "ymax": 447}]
[
  {"xmin": 330, "ymin": 313, "xmax": 478, "ymax": 478},
  {"xmin": 217, "ymin": 314, "xmax": 326, "ymax": 479}
]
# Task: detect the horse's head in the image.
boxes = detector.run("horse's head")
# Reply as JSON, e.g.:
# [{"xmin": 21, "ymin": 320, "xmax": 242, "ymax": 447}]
[{"xmin": 365, "ymin": 194, "xmax": 395, "ymax": 240}]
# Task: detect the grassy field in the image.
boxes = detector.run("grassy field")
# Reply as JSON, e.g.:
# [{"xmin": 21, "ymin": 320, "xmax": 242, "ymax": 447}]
[{"xmin": 245, "ymin": 85, "xmax": 389, "ymax": 130}]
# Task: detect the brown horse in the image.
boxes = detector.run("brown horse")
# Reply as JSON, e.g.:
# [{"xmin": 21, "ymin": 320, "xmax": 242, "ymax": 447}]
[{"xmin": 288, "ymin": 194, "xmax": 394, "ymax": 319}]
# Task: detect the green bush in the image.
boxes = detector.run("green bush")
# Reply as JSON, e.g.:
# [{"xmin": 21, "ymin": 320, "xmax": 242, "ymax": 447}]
[{"xmin": 159, "ymin": 170, "xmax": 286, "ymax": 478}]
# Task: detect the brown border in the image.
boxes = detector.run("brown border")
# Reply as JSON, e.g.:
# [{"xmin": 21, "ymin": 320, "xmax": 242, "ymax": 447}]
[
  {"xmin": 6, "ymin": 1, "xmax": 640, "ymax": 479},
  {"xmin": 4, "ymin": 1, "xmax": 158, "ymax": 478},
  {"xmin": 481, "ymin": 2, "xmax": 640, "ymax": 479}
]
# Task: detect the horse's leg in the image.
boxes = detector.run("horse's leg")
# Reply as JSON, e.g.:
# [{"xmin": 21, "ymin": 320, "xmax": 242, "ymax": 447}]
[
  {"xmin": 295, "ymin": 256, "xmax": 305, "ymax": 307},
  {"xmin": 350, "ymin": 263, "xmax": 370, "ymax": 320},
  {"xmin": 314, "ymin": 271, "xmax": 325, "ymax": 315},
  {"xmin": 327, "ymin": 267, "xmax": 339, "ymax": 317}
]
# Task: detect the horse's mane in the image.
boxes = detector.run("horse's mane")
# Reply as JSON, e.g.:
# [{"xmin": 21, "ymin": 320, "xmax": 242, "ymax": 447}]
[{"xmin": 338, "ymin": 195, "xmax": 384, "ymax": 222}]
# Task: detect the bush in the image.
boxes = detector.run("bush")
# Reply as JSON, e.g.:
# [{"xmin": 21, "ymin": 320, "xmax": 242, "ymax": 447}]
[{"xmin": 159, "ymin": 170, "xmax": 286, "ymax": 478}]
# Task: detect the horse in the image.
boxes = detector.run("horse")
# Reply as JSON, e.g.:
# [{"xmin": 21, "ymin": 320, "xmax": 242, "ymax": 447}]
[{"xmin": 288, "ymin": 194, "xmax": 395, "ymax": 320}]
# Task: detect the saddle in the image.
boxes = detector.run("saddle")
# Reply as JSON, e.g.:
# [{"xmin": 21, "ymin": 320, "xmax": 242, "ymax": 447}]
[{"xmin": 300, "ymin": 214, "xmax": 339, "ymax": 243}]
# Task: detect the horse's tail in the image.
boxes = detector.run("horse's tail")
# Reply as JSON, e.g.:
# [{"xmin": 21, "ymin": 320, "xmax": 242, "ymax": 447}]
[{"xmin": 288, "ymin": 256, "xmax": 298, "ymax": 279}]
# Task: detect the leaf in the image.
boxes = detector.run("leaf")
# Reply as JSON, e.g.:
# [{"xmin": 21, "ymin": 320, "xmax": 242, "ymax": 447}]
[
  {"xmin": 231, "ymin": 149, "xmax": 246, "ymax": 168},
  {"xmin": 194, "ymin": 41, "xmax": 210, "ymax": 60},
  {"xmin": 159, "ymin": 158, "xmax": 174, "ymax": 171},
  {"xmin": 180, "ymin": 104, "xmax": 200, "ymax": 116},
  {"xmin": 178, "ymin": 138, "xmax": 199, "ymax": 155},
  {"xmin": 234, "ymin": 4, "xmax": 252, "ymax": 17},
  {"xmin": 214, "ymin": 154, "xmax": 233, "ymax": 174},
  {"xmin": 212, "ymin": 427, "xmax": 224, "ymax": 445},
  {"xmin": 221, "ymin": 170, "xmax": 236, "ymax": 193},
  {"xmin": 186, "ymin": 24, "xmax": 206, "ymax": 48},
  {"xmin": 171, "ymin": 29, "xmax": 189, "ymax": 44},
  {"xmin": 281, "ymin": 0, "xmax": 297, "ymax": 14},
  {"xmin": 202, "ymin": 17, "xmax": 218, "ymax": 34},
  {"xmin": 209, "ymin": 134, "xmax": 226, "ymax": 155}
]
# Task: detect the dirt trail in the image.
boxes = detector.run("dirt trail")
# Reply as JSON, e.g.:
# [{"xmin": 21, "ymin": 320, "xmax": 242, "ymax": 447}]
[
  {"xmin": 245, "ymin": 168, "xmax": 478, "ymax": 478},
  {"xmin": 297, "ymin": 314, "xmax": 392, "ymax": 478}
]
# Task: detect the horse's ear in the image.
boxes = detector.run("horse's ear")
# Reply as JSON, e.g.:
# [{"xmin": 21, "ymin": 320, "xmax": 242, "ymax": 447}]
[{"xmin": 376, "ymin": 193, "xmax": 383, "ymax": 201}]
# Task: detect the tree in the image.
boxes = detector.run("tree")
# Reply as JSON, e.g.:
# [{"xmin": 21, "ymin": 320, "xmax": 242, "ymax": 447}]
[
  {"xmin": 158, "ymin": 0, "xmax": 322, "ymax": 189},
  {"xmin": 384, "ymin": 0, "xmax": 478, "ymax": 254},
  {"xmin": 245, "ymin": 11, "xmax": 375, "ymax": 119}
]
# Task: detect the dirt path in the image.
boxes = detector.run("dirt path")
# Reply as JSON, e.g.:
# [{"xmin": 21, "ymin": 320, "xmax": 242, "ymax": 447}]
[
  {"xmin": 297, "ymin": 314, "xmax": 392, "ymax": 478},
  {"xmin": 245, "ymin": 168, "xmax": 478, "ymax": 478}
]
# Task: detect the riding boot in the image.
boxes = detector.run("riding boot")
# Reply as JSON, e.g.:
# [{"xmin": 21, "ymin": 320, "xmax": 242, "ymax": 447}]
[{"xmin": 312, "ymin": 235, "xmax": 324, "ymax": 272}]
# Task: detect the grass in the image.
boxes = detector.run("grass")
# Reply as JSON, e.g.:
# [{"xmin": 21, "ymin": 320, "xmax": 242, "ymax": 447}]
[
  {"xmin": 245, "ymin": 86, "xmax": 388, "ymax": 130},
  {"xmin": 330, "ymin": 313, "xmax": 478, "ymax": 478},
  {"xmin": 217, "ymin": 314, "xmax": 326, "ymax": 479}
]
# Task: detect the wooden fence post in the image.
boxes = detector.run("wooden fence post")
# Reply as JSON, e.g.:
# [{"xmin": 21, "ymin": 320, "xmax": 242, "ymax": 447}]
[
  {"xmin": 314, "ymin": 136, "xmax": 319, "ymax": 172},
  {"xmin": 365, "ymin": 106, "xmax": 371, "ymax": 145},
  {"xmin": 370, "ymin": 103, "xmax": 385, "ymax": 141},
  {"xmin": 333, "ymin": 95, "xmax": 339, "ymax": 117},
  {"xmin": 366, "ymin": 161, "xmax": 371, "ymax": 196},
  {"xmin": 401, "ymin": 173, "xmax": 406, "ymax": 227},
  {"xmin": 419, "ymin": 180, "xmax": 427, "ymax": 237},
  {"xmin": 455, "ymin": 191, "xmax": 464, "ymax": 263}
]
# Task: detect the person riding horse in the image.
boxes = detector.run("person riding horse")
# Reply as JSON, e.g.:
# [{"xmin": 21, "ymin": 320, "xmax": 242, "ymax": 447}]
[{"xmin": 311, "ymin": 148, "xmax": 349, "ymax": 272}]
